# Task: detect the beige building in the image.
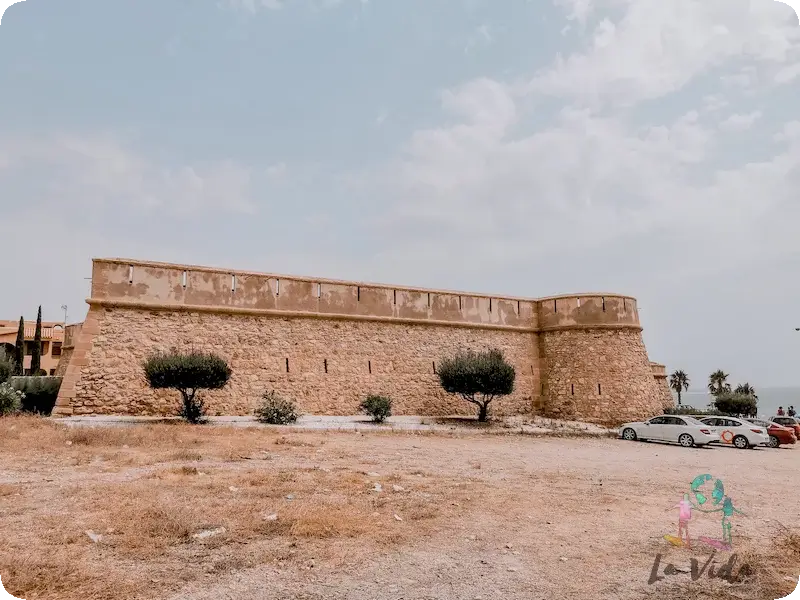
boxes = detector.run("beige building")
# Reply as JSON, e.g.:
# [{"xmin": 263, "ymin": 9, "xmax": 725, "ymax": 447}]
[
  {"xmin": 54, "ymin": 258, "xmax": 674, "ymax": 424},
  {"xmin": 0, "ymin": 319, "xmax": 65, "ymax": 375}
]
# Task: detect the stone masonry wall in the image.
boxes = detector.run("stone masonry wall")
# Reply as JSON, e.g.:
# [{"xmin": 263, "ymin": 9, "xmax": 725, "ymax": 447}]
[
  {"xmin": 540, "ymin": 329, "xmax": 665, "ymax": 424},
  {"xmin": 67, "ymin": 307, "xmax": 537, "ymax": 417}
]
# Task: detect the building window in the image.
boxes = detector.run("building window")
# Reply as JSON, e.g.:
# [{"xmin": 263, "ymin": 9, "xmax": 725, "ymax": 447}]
[
  {"xmin": 49, "ymin": 369, "xmax": 56, "ymax": 376},
  {"xmin": 41, "ymin": 341, "xmax": 49, "ymax": 356},
  {"xmin": 52, "ymin": 342, "xmax": 62, "ymax": 357}
]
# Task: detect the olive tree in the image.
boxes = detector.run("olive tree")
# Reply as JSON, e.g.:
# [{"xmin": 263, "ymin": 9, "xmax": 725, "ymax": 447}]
[
  {"xmin": 437, "ymin": 348, "xmax": 515, "ymax": 422},
  {"xmin": 142, "ymin": 350, "xmax": 232, "ymax": 424}
]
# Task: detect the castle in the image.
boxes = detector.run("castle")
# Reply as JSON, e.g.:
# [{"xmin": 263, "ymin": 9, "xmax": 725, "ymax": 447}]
[{"xmin": 53, "ymin": 258, "xmax": 674, "ymax": 423}]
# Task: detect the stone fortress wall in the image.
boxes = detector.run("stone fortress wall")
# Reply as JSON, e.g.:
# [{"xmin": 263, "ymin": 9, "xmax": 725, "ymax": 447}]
[{"xmin": 53, "ymin": 259, "xmax": 673, "ymax": 424}]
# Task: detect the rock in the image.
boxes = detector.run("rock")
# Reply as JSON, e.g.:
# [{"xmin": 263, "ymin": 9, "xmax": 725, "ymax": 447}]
[
  {"xmin": 367, "ymin": 472, "xmax": 380, "ymax": 477},
  {"xmin": 560, "ymin": 557, "xmax": 568, "ymax": 562},
  {"xmin": 85, "ymin": 530, "xmax": 102, "ymax": 543},
  {"xmin": 263, "ymin": 513, "xmax": 278, "ymax": 521},
  {"xmin": 192, "ymin": 527, "xmax": 226, "ymax": 540},
  {"xmin": 65, "ymin": 441, "xmax": 73, "ymax": 446},
  {"xmin": 373, "ymin": 483, "xmax": 383, "ymax": 493},
  {"xmin": 229, "ymin": 486, "xmax": 239, "ymax": 492},
  {"xmin": 394, "ymin": 514, "xmax": 403, "ymax": 521},
  {"xmin": 505, "ymin": 543, "xmax": 513, "ymax": 549},
  {"xmin": 507, "ymin": 567, "xmax": 518, "ymax": 572},
  {"xmin": 286, "ymin": 494, "xmax": 295, "ymax": 500},
  {"xmin": 392, "ymin": 485, "xmax": 405, "ymax": 492}
]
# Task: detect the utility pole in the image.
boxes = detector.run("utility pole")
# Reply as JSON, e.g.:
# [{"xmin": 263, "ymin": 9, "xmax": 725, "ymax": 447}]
[{"xmin": 61, "ymin": 305, "xmax": 68, "ymax": 325}]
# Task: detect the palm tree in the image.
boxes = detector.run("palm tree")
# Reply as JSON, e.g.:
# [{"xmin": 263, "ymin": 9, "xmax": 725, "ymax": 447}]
[
  {"xmin": 708, "ymin": 370, "xmax": 731, "ymax": 397},
  {"xmin": 734, "ymin": 383, "xmax": 757, "ymax": 399},
  {"xmin": 669, "ymin": 370, "xmax": 690, "ymax": 405}
]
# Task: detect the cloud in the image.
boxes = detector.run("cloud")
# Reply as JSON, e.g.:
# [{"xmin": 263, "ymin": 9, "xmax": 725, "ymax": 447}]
[
  {"xmin": 718, "ymin": 110, "xmax": 764, "ymax": 131},
  {"xmin": 0, "ymin": 133, "xmax": 257, "ymax": 215},
  {"xmin": 526, "ymin": 0, "xmax": 800, "ymax": 107}
]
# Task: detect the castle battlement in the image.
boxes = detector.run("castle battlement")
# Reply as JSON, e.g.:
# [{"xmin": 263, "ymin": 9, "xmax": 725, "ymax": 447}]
[{"xmin": 54, "ymin": 258, "xmax": 671, "ymax": 424}]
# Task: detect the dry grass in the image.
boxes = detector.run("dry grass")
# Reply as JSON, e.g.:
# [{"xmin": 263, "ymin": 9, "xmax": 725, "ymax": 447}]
[
  {"xmin": 0, "ymin": 416, "xmax": 480, "ymax": 600},
  {"xmin": 0, "ymin": 415, "xmax": 796, "ymax": 600}
]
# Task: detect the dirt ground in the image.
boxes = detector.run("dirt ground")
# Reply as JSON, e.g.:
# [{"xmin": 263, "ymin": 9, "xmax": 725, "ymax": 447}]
[{"xmin": 0, "ymin": 416, "xmax": 798, "ymax": 600}]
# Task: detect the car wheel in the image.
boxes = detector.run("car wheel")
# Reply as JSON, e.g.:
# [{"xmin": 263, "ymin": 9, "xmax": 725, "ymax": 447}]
[
  {"xmin": 622, "ymin": 428, "xmax": 637, "ymax": 441},
  {"xmin": 678, "ymin": 433, "xmax": 695, "ymax": 447},
  {"xmin": 768, "ymin": 435, "xmax": 781, "ymax": 448},
  {"xmin": 733, "ymin": 435, "xmax": 749, "ymax": 449}
]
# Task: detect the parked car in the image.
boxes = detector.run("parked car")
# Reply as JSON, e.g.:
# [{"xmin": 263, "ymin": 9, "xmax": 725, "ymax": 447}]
[
  {"xmin": 696, "ymin": 416, "xmax": 770, "ymax": 449},
  {"xmin": 619, "ymin": 415, "xmax": 719, "ymax": 448},
  {"xmin": 770, "ymin": 416, "xmax": 800, "ymax": 439},
  {"xmin": 747, "ymin": 418, "xmax": 797, "ymax": 448}
]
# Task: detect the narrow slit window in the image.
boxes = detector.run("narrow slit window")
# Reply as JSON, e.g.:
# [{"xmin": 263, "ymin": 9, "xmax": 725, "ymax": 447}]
[
  {"xmin": 517, "ymin": 300, "xmax": 521, "ymax": 314},
  {"xmin": 393, "ymin": 289, "xmax": 397, "ymax": 305},
  {"xmin": 317, "ymin": 283, "xmax": 322, "ymax": 298},
  {"xmin": 285, "ymin": 358, "xmax": 289, "ymax": 373},
  {"xmin": 357, "ymin": 287, "xmax": 360, "ymax": 302},
  {"xmin": 554, "ymin": 299, "xmax": 557, "ymax": 313},
  {"xmin": 368, "ymin": 360, "xmax": 372, "ymax": 374},
  {"xmin": 571, "ymin": 384, "xmax": 575, "ymax": 395},
  {"xmin": 577, "ymin": 297, "xmax": 581, "ymax": 307},
  {"xmin": 459, "ymin": 296, "xmax": 462, "ymax": 310},
  {"xmin": 276, "ymin": 279, "xmax": 280, "ymax": 296},
  {"xmin": 489, "ymin": 298, "xmax": 492, "ymax": 312},
  {"xmin": 427, "ymin": 292, "xmax": 430, "ymax": 307},
  {"xmin": 231, "ymin": 274, "xmax": 236, "ymax": 293},
  {"xmin": 598, "ymin": 383, "xmax": 602, "ymax": 395},
  {"xmin": 541, "ymin": 383, "xmax": 545, "ymax": 395},
  {"xmin": 128, "ymin": 265, "xmax": 134, "ymax": 284},
  {"xmin": 182, "ymin": 271, "xmax": 187, "ymax": 288},
  {"xmin": 324, "ymin": 359, "xmax": 328, "ymax": 374},
  {"xmin": 602, "ymin": 297, "xmax": 606, "ymax": 312},
  {"xmin": 432, "ymin": 361, "xmax": 437, "ymax": 374}
]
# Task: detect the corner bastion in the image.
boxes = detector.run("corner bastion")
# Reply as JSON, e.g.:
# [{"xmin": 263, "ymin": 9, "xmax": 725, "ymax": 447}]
[{"xmin": 53, "ymin": 259, "xmax": 672, "ymax": 424}]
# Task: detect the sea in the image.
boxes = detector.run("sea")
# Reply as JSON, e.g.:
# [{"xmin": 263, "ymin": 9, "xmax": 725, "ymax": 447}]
[{"xmin": 676, "ymin": 387, "xmax": 800, "ymax": 418}]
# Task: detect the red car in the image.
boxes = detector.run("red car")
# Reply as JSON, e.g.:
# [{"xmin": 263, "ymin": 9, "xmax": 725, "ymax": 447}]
[
  {"xmin": 759, "ymin": 417, "xmax": 800, "ymax": 447},
  {"xmin": 748, "ymin": 417, "xmax": 800, "ymax": 448}
]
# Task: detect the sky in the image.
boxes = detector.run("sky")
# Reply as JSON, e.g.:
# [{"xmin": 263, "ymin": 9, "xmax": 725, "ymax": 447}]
[{"xmin": 0, "ymin": 0, "xmax": 799, "ymax": 389}]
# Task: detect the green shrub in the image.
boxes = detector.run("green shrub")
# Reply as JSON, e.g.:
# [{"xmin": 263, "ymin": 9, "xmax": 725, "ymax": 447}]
[
  {"xmin": 713, "ymin": 392, "xmax": 758, "ymax": 418},
  {"xmin": 0, "ymin": 349, "xmax": 14, "ymax": 383},
  {"xmin": 254, "ymin": 390, "xmax": 299, "ymax": 425},
  {"xmin": 9, "ymin": 376, "xmax": 62, "ymax": 415},
  {"xmin": 360, "ymin": 394, "xmax": 392, "ymax": 423},
  {"xmin": 142, "ymin": 350, "xmax": 232, "ymax": 424},
  {"xmin": 437, "ymin": 348, "xmax": 515, "ymax": 422},
  {"xmin": 0, "ymin": 382, "xmax": 24, "ymax": 416}
]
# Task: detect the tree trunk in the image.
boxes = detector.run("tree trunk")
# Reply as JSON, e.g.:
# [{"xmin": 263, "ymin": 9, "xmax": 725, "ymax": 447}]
[
  {"xmin": 478, "ymin": 403, "xmax": 488, "ymax": 422},
  {"xmin": 677, "ymin": 390, "xmax": 682, "ymax": 405}
]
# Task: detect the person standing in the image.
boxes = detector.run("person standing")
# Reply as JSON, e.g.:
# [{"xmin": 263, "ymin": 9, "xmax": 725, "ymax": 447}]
[
  {"xmin": 777, "ymin": 406, "xmax": 785, "ymax": 416},
  {"xmin": 788, "ymin": 406, "xmax": 796, "ymax": 417}
]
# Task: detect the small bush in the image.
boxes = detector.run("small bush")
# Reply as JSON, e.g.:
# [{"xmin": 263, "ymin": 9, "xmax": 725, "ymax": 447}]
[
  {"xmin": 713, "ymin": 392, "xmax": 758, "ymax": 418},
  {"xmin": 360, "ymin": 394, "xmax": 392, "ymax": 423},
  {"xmin": 0, "ymin": 383, "xmax": 24, "ymax": 416},
  {"xmin": 254, "ymin": 390, "xmax": 299, "ymax": 425},
  {"xmin": 9, "ymin": 376, "xmax": 62, "ymax": 415},
  {"xmin": 0, "ymin": 349, "xmax": 14, "ymax": 383},
  {"xmin": 142, "ymin": 350, "xmax": 232, "ymax": 424}
]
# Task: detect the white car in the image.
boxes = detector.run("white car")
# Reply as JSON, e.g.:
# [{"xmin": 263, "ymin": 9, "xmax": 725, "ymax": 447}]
[
  {"xmin": 696, "ymin": 416, "xmax": 770, "ymax": 449},
  {"xmin": 619, "ymin": 415, "xmax": 719, "ymax": 448}
]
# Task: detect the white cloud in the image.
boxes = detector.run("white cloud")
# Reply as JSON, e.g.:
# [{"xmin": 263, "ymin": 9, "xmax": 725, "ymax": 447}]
[
  {"xmin": 718, "ymin": 110, "xmax": 763, "ymax": 131},
  {"xmin": 0, "ymin": 134, "xmax": 256, "ymax": 215},
  {"xmin": 526, "ymin": 0, "xmax": 800, "ymax": 107}
]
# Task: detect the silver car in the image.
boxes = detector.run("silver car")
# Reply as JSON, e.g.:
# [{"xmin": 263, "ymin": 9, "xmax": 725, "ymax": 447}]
[{"xmin": 619, "ymin": 415, "xmax": 719, "ymax": 448}]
